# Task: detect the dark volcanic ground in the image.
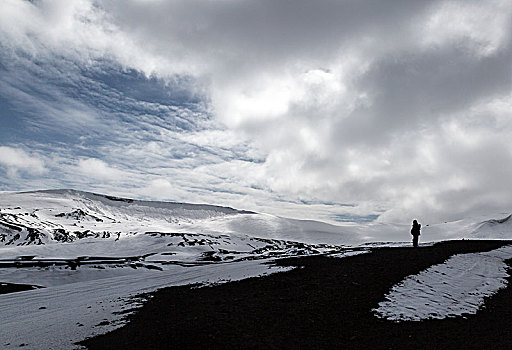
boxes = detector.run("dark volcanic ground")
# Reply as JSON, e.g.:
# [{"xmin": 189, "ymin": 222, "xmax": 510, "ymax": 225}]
[{"xmin": 81, "ymin": 240, "xmax": 512, "ymax": 349}]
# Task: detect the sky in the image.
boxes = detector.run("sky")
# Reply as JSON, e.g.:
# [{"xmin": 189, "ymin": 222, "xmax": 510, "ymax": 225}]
[{"xmin": 0, "ymin": 0, "xmax": 511, "ymax": 225}]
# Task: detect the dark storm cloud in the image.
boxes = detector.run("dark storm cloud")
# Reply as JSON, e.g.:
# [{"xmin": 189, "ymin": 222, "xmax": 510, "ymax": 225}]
[{"xmin": 331, "ymin": 43, "xmax": 512, "ymax": 150}]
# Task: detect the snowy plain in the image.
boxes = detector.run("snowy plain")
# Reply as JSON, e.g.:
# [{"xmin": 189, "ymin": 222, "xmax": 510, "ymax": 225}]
[{"xmin": 1, "ymin": 190, "xmax": 512, "ymax": 348}]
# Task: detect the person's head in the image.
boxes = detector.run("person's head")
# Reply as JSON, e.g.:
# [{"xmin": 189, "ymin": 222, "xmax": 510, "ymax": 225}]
[{"xmin": 413, "ymin": 219, "xmax": 418, "ymax": 225}]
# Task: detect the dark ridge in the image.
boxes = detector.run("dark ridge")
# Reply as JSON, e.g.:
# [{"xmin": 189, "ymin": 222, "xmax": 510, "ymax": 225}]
[
  {"xmin": 19, "ymin": 189, "xmax": 256, "ymax": 214},
  {"xmin": 482, "ymin": 214, "xmax": 512, "ymax": 226},
  {"xmin": 80, "ymin": 240, "xmax": 512, "ymax": 350},
  {"xmin": 0, "ymin": 220, "xmax": 23, "ymax": 232},
  {"xmin": 55, "ymin": 209, "xmax": 104, "ymax": 222},
  {"xmin": 0, "ymin": 282, "xmax": 43, "ymax": 295},
  {"xmin": 238, "ymin": 210, "xmax": 257, "ymax": 214},
  {"xmin": 0, "ymin": 254, "xmax": 154, "ymax": 268},
  {"xmin": 103, "ymin": 195, "xmax": 134, "ymax": 203}
]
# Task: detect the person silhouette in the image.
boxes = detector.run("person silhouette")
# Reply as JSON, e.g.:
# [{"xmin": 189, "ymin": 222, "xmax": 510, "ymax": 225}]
[{"xmin": 411, "ymin": 220, "xmax": 421, "ymax": 247}]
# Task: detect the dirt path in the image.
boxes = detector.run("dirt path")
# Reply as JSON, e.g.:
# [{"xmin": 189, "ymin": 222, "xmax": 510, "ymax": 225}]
[{"xmin": 80, "ymin": 240, "xmax": 512, "ymax": 349}]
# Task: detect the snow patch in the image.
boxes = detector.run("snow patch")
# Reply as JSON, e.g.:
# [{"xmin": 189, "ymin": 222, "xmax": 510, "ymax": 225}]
[{"xmin": 373, "ymin": 245, "xmax": 512, "ymax": 321}]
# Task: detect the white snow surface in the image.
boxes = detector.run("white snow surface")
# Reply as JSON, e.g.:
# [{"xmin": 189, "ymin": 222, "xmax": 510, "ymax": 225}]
[{"xmin": 374, "ymin": 245, "xmax": 512, "ymax": 321}]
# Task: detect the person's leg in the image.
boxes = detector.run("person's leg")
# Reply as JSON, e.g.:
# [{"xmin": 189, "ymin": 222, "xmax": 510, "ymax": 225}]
[{"xmin": 413, "ymin": 236, "xmax": 418, "ymax": 247}]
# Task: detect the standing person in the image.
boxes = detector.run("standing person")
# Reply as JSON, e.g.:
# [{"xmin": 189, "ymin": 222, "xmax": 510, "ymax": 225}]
[{"xmin": 411, "ymin": 220, "xmax": 421, "ymax": 247}]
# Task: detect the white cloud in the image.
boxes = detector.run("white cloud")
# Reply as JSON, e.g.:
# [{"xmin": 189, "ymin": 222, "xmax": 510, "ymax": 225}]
[
  {"xmin": 141, "ymin": 179, "xmax": 191, "ymax": 202},
  {"xmin": 421, "ymin": 0, "xmax": 512, "ymax": 56},
  {"xmin": 0, "ymin": 146, "xmax": 46, "ymax": 177},
  {"xmin": 77, "ymin": 158, "xmax": 127, "ymax": 181}
]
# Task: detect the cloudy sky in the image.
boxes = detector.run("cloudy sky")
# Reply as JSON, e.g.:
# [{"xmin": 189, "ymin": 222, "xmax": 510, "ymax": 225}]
[{"xmin": 0, "ymin": 0, "xmax": 511, "ymax": 225}]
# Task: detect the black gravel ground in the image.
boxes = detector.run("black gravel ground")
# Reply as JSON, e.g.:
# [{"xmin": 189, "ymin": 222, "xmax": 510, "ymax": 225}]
[{"xmin": 80, "ymin": 240, "xmax": 512, "ymax": 349}]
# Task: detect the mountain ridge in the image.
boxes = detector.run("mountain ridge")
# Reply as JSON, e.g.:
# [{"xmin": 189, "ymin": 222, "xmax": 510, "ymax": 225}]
[{"xmin": 0, "ymin": 189, "xmax": 359, "ymax": 270}]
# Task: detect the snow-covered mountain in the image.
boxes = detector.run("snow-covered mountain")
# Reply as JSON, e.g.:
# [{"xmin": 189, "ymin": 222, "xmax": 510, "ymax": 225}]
[
  {"xmin": 0, "ymin": 189, "xmax": 361, "ymax": 268},
  {"xmin": 2, "ymin": 189, "xmax": 512, "ymax": 266}
]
